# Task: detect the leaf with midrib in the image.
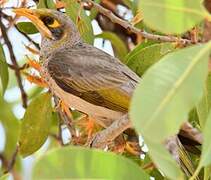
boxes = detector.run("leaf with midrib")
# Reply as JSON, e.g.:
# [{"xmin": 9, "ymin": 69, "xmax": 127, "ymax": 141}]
[
  {"xmin": 139, "ymin": 0, "xmax": 208, "ymax": 34},
  {"xmin": 32, "ymin": 146, "xmax": 150, "ymax": 180},
  {"xmin": 130, "ymin": 42, "xmax": 211, "ymax": 143},
  {"xmin": 19, "ymin": 93, "xmax": 52, "ymax": 157}
]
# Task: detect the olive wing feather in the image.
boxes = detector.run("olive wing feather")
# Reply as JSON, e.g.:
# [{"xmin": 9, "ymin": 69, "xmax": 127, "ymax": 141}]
[{"xmin": 47, "ymin": 43, "xmax": 140, "ymax": 112}]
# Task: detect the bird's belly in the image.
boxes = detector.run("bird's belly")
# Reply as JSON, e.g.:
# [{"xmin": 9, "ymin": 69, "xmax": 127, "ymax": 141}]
[{"xmin": 40, "ymin": 68, "xmax": 124, "ymax": 126}]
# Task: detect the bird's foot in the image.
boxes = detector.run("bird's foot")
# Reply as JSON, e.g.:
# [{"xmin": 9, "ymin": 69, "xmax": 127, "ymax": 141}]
[
  {"xmin": 87, "ymin": 114, "xmax": 132, "ymax": 149},
  {"xmin": 76, "ymin": 116, "xmax": 101, "ymax": 143}
]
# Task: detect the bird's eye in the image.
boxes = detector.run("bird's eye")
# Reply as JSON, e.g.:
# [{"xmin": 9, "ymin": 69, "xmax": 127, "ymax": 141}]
[{"xmin": 41, "ymin": 16, "xmax": 60, "ymax": 28}]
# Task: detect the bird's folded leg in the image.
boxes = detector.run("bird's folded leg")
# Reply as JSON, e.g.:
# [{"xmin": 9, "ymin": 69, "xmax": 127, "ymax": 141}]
[
  {"xmin": 55, "ymin": 99, "xmax": 73, "ymax": 120},
  {"xmin": 89, "ymin": 114, "xmax": 132, "ymax": 149}
]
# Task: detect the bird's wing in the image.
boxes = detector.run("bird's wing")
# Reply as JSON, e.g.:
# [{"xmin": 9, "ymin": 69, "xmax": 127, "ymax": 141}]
[{"xmin": 47, "ymin": 43, "xmax": 140, "ymax": 112}]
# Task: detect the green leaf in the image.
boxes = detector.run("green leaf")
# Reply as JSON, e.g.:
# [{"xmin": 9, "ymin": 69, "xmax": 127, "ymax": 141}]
[
  {"xmin": 126, "ymin": 42, "xmax": 175, "ymax": 76},
  {"xmin": 122, "ymin": 0, "xmax": 132, "ymax": 9},
  {"xmin": 37, "ymin": 0, "xmax": 47, "ymax": 8},
  {"xmin": 145, "ymin": 138, "xmax": 184, "ymax": 179},
  {"xmin": 16, "ymin": 22, "xmax": 39, "ymax": 34},
  {"xmin": 0, "ymin": 98, "xmax": 20, "ymax": 159},
  {"xmin": 139, "ymin": 0, "xmax": 208, "ymax": 34},
  {"xmin": 199, "ymin": 111, "xmax": 211, "ymax": 167},
  {"xmin": 90, "ymin": 0, "xmax": 101, "ymax": 20},
  {"xmin": 19, "ymin": 93, "xmax": 52, "ymax": 157},
  {"xmin": 96, "ymin": 32, "xmax": 128, "ymax": 61},
  {"xmin": 63, "ymin": 0, "xmax": 94, "ymax": 44},
  {"xmin": 196, "ymin": 73, "xmax": 211, "ymax": 128},
  {"xmin": 130, "ymin": 43, "xmax": 211, "ymax": 143},
  {"xmin": 0, "ymin": 45, "xmax": 8, "ymax": 95},
  {"xmin": 0, "ymin": 174, "xmax": 9, "ymax": 180},
  {"xmin": 32, "ymin": 146, "xmax": 150, "ymax": 179},
  {"xmin": 46, "ymin": 0, "xmax": 56, "ymax": 9}
]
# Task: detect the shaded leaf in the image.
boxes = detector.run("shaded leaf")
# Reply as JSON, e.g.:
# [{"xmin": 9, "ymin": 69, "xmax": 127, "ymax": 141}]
[
  {"xmin": 130, "ymin": 43, "xmax": 211, "ymax": 143},
  {"xmin": 33, "ymin": 146, "xmax": 150, "ymax": 179},
  {"xmin": 63, "ymin": 0, "xmax": 94, "ymax": 44},
  {"xmin": 96, "ymin": 32, "xmax": 128, "ymax": 61},
  {"xmin": 139, "ymin": 0, "xmax": 207, "ymax": 34},
  {"xmin": 19, "ymin": 93, "xmax": 52, "ymax": 157},
  {"xmin": 126, "ymin": 42, "xmax": 175, "ymax": 76},
  {"xmin": 16, "ymin": 22, "xmax": 39, "ymax": 35},
  {"xmin": 0, "ymin": 44, "xmax": 8, "ymax": 95}
]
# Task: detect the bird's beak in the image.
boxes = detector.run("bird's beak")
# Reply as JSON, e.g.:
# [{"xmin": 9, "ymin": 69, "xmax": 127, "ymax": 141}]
[{"xmin": 13, "ymin": 8, "xmax": 53, "ymax": 39}]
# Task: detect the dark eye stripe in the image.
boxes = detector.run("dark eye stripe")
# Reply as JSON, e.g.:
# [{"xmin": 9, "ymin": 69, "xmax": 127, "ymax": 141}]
[{"xmin": 41, "ymin": 16, "xmax": 54, "ymax": 25}]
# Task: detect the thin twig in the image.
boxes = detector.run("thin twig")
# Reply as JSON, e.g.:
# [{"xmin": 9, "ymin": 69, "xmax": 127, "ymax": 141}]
[
  {"xmin": 81, "ymin": 0, "xmax": 192, "ymax": 44},
  {"xmin": 5, "ymin": 146, "xmax": 19, "ymax": 173},
  {"xmin": 0, "ymin": 12, "xmax": 27, "ymax": 108}
]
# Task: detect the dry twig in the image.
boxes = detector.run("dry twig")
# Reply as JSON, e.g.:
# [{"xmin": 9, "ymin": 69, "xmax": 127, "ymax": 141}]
[{"xmin": 81, "ymin": 0, "xmax": 192, "ymax": 44}]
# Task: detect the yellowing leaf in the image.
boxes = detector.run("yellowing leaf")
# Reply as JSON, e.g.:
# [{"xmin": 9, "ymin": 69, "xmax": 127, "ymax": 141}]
[{"xmin": 19, "ymin": 93, "xmax": 52, "ymax": 157}]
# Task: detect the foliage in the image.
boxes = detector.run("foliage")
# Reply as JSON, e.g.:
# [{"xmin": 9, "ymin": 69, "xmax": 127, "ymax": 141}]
[{"xmin": 0, "ymin": 0, "xmax": 211, "ymax": 179}]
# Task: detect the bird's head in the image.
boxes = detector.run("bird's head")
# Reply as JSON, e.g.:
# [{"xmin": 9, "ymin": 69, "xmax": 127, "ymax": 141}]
[{"xmin": 14, "ymin": 8, "xmax": 82, "ymax": 56}]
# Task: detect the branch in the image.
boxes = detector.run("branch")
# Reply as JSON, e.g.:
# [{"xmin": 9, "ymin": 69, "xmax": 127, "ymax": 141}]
[
  {"xmin": 89, "ymin": 114, "xmax": 131, "ymax": 149},
  {"xmin": 81, "ymin": 0, "xmax": 192, "ymax": 44},
  {"xmin": 0, "ymin": 12, "xmax": 28, "ymax": 108}
]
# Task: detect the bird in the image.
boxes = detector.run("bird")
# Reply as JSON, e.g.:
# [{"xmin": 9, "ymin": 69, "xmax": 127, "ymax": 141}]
[
  {"xmin": 14, "ymin": 8, "xmax": 138, "ymax": 147},
  {"xmin": 14, "ymin": 8, "xmax": 201, "ymax": 177}
]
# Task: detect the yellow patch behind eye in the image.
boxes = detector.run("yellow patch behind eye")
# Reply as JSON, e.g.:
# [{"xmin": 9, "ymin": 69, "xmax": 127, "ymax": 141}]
[{"xmin": 48, "ymin": 20, "xmax": 60, "ymax": 28}]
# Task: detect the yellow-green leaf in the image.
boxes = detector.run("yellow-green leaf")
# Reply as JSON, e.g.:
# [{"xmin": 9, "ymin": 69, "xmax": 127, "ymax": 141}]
[{"xmin": 19, "ymin": 93, "xmax": 52, "ymax": 157}]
